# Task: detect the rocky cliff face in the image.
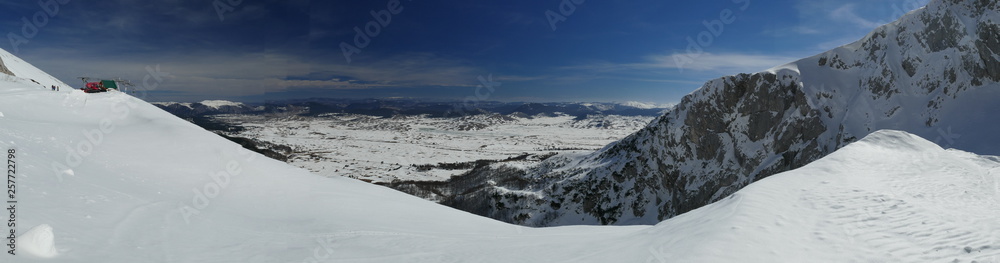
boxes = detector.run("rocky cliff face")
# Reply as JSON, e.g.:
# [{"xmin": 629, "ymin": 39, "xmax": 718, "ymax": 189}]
[{"xmin": 408, "ymin": 0, "xmax": 1000, "ymax": 226}]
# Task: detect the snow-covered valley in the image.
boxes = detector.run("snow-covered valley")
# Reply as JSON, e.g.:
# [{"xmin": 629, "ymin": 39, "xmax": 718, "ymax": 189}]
[{"xmin": 204, "ymin": 113, "xmax": 654, "ymax": 183}]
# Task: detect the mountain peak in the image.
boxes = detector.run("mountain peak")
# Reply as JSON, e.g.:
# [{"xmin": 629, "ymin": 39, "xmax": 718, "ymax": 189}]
[
  {"xmin": 425, "ymin": 0, "xmax": 1000, "ymax": 227},
  {"xmin": 851, "ymin": 129, "xmax": 943, "ymax": 152}
]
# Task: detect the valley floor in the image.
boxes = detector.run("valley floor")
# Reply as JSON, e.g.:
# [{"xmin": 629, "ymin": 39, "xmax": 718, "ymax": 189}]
[{"xmin": 213, "ymin": 113, "xmax": 654, "ymax": 182}]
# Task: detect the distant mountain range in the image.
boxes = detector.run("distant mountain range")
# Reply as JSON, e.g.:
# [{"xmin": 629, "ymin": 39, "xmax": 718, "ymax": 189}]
[{"xmin": 152, "ymin": 99, "xmax": 671, "ymax": 119}]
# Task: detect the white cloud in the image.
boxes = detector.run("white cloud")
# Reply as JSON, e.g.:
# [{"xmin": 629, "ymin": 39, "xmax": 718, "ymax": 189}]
[
  {"xmin": 22, "ymin": 50, "xmax": 510, "ymax": 101},
  {"xmin": 764, "ymin": 0, "xmax": 930, "ymax": 56},
  {"xmin": 830, "ymin": 4, "xmax": 883, "ymax": 29},
  {"xmin": 793, "ymin": 0, "xmax": 930, "ymax": 31},
  {"xmin": 644, "ymin": 52, "xmax": 801, "ymax": 74},
  {"xmin": 761, "ymin": 25, "xmax": 822, "ymax": 37},
  {"xmin": 792, "ymin": 26, "xmax": 822, "ymax": 35},
  {"xmin": 554, "ymin": 52, "xmax": 804, "ymax": 86}
]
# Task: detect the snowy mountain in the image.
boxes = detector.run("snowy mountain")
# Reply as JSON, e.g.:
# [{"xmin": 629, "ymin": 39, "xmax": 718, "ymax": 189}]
[
  {"xmin": 152, "ymin": 100, "xmax": 262, "ymax": 117},
  {"xmin": 1, "ymin": 28, "xmax": 998, "ymax": 262},
  {"xmin": 617, "ymin": 101, "xmax": 673, "ymax": 110},
  {"xmin": 2, "ymin": 69, "xmax": 999, "ymax": 261},
  {"xmin": 428, "ymin": 0, "xmax": 1000, "ymax": 226}
]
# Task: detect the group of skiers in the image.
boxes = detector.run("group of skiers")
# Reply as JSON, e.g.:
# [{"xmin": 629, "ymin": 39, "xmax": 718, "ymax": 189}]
[{"xmin": 50, "ymin": 85, "xmax": 59, "ymax": 91}]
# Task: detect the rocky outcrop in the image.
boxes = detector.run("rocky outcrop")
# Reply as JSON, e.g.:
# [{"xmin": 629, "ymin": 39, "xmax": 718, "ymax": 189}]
[
  {"xmin": 0, "ymin": 57, "xmax": 14, "ymax": 76},
  {"xmin": 415, "ymin": 0, "xmax": 1000, "ymax": 226}
]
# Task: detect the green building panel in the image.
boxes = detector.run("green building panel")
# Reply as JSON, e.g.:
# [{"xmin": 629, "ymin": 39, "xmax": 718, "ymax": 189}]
[{"xmin": 101, "ymin": 80, "xmax": 119, "ymax": 90}]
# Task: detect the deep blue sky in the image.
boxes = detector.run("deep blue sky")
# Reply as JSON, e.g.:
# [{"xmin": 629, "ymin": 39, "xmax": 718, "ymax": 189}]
[{"xmin": 0, "ymin": 0, "xmax": 928, "ymax": 103}]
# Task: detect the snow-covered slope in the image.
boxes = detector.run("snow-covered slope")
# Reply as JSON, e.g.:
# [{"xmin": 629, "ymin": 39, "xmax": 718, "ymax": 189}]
[
  {"xmin": 438, "ymin": 0, "xmax": 1000, "ymax": 226},
  {"xmin": 0, "ymin": 48, "xmax": 71, "ymax": 91},
  {"xmin": 3, "ymin": 71, "xmax": 998, "ymax": 262},
  {"xmin": 0, "ymin": 52, "xmax": 517, "ymax": 261}
]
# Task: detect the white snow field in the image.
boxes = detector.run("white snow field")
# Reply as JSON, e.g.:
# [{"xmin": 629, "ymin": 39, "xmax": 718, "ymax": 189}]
[
  {"xmin": 215, "ymin": 113, "xmax": 653, "ymax": 183},
  {"xmin": 1, "ymin": 49, "xmax": 999, "ymax": 262}
]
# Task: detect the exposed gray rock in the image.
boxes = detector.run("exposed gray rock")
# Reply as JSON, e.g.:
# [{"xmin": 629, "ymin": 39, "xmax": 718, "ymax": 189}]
[
  {"xmin": 385, "ymin": 0, "xmax": 1000, "ymax": 227},
  {"xmin": 0, "ymin": 57, "xmax": 13, "ymax": 76}
]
